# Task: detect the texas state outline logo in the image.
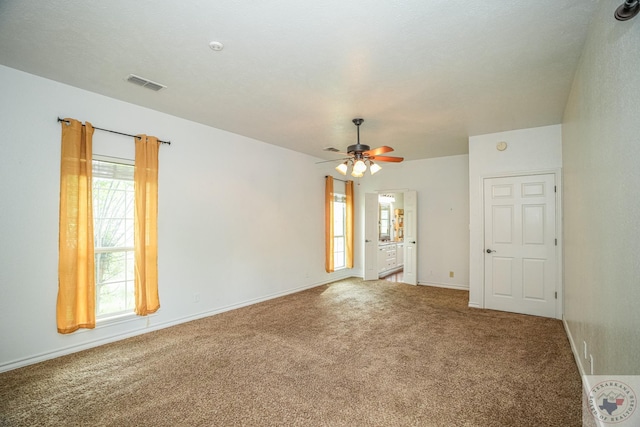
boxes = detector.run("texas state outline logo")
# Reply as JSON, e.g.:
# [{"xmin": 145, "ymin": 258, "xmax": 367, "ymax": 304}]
[{"xmin": 588, "ymin": 380, "xmax": 636, "ymax": 424}]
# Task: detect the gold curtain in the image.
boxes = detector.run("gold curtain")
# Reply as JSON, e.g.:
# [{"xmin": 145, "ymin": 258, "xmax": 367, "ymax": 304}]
[
  {"xmin": 57, "ymin": 118, "xmax": 96, "ymax": 333},
  {"xmin": 134, "ymin": 135, "xmax": 161, "ymax": 315},
  {"xmin": 345, "ymin": 180, "xmax": 354, "ymax": 268},
  {"xmin": 325, "ymin": 176, "xmax": 334, "ymax": 273}
]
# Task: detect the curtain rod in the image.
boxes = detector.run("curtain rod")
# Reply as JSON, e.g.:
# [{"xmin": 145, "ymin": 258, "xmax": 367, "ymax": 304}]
[
  {"xmin": 325, "ymin": 175, "xmax": 351, "ymax": 183},
  {"xmin": 57, "ymin": 118, "xmax": 171, "ymax": 145}
]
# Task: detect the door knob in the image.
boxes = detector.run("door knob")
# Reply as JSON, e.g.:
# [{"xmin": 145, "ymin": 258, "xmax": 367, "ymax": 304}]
[
  {"xmin": 365, "ymin": 239, "xmax": 371, "ymax": 243},
  {"xmin": 486, "ymin": 249, "xmax": 496, "ymax": 253},
  {"xmin": 410, "ymin": 241, "xmax": 416, "ymax": 244}
]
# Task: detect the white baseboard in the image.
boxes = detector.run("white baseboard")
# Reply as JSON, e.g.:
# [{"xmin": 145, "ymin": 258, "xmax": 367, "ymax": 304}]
[
  {"xmin": 0, "ymin": 276, "xmax": 349, "ymax": 373},
  {"xmin": 468, "ymin": 302, "xmax": 481, "ymax": 309},
  {"xmin": 418, "ymin": 281, "xmax": 469, "ymax": 291},
  {"xmin": 563, "ymin": 317, "xmax": 604, "ymax": 426},
  {"xmin": 563, "ymin": 316, "xmax": 587, "ymax": 377}
]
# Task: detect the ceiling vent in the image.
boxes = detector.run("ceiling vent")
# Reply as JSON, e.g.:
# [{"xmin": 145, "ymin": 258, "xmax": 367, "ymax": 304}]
[
  {"xmin": 323, "ymin": 147, "xmax": 340, "ymax": 152},
  {"xmin": 126, "ymin": 74, "xmax": 166, "ymax": 91}
]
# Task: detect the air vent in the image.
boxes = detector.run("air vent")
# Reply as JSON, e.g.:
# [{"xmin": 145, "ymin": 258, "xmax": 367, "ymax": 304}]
[
  {"xmin": 126, "ymin": 74, "xmax": 166, "ymax": 91},
  {"xmin": 323, "ymin": 147, "xmax": 340, "ymax": 152}
]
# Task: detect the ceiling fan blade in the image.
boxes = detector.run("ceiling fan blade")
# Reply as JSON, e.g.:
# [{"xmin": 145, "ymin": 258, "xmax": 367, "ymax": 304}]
[
  {"xmin": 315, "ymin": 157, "xmax": 350, "ymax": 164},
  {"xmin": 370, "ymin": 155, "xmax": 404, "ymax": 163},
  {"xmin": 363, "ymin": 146, "xmax": 394, "ymax": 156}
]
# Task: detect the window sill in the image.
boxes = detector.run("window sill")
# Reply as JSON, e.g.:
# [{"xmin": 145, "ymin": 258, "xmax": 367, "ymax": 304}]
[{"xmin": 96, "ymin": 312, "xmax": 138, "ymax": 327}]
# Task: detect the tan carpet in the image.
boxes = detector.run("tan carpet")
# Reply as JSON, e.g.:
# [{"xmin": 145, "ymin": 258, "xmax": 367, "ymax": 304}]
[{"xmin": 0, "ymin": 278, "xmax": 581, "ymax": 426}]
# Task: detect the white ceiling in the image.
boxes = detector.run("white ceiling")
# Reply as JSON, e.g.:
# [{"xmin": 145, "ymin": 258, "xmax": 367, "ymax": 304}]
[{"xmin": 0, "ymin": 0, "xmax": 599, "ymax": 161}]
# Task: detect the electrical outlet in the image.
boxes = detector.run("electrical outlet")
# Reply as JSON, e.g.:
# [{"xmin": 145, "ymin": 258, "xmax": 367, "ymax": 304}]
[
  {"xmin": 449, "ymin": 271, "xmax": 454, "ymax": 278},
  {"xmin": 193, "ymin": 293, "xmax": 200, "ymax": 303},
  {"xmin": 583, "ymin": 341, "xmax": 588, "ymax": 360}
]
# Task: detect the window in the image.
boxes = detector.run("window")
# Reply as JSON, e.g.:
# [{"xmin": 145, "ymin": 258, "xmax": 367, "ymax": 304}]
[
  {"xmin": 92, "ymin": 158, "xmax": 135, "ymax": 319},
  {"xmin": 333, "ymin": 193, "xmax": 347, "ymax": 269}
]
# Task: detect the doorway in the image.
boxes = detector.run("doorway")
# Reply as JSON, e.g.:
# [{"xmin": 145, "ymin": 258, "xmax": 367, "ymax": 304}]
[{"xmin": 364, "ymin": 190, "xmax": 417, "ymax": 285}]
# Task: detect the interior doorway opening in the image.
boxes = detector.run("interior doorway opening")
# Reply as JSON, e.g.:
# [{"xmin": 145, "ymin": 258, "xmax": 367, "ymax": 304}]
[{"xmin": 364, "ymin": 190, "xmax": 417, "ymax": 285}]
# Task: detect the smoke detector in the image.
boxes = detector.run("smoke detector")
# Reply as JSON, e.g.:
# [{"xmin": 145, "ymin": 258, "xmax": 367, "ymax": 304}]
[{"xmin": 209, "ymin": 41, "xmax": 224, "ymax": 51}]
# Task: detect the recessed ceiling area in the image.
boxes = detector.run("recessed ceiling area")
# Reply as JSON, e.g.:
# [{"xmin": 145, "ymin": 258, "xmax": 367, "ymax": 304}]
[{"xmin": 0, "ymin": 0, "xmax": 599, "ymax": 161}]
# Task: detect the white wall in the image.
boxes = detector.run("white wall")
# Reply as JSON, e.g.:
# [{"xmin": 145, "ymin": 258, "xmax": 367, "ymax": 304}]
[
  {"xmin": 0, "ymin": 65, "xmax": 353, "ymax": 371},
  {"xmin": 468, "ymin": 125, "xmax": 562, "ymax": 307},
  {"xmin": 357, "ymin": 154, "xmax": 470, "ymax": 289},
  {"xmin": 562, "ymin": 0, "xmax": 640, "ymax": 375}
]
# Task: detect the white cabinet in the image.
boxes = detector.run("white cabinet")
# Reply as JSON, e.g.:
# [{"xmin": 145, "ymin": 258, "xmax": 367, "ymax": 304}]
[
  {"xmin": 378, "ymin": 243, "xmax": 404, "ymax": 277},
  {"xmin": 378, "ymin": 246, "xmax": 389, "ymax": 274}
]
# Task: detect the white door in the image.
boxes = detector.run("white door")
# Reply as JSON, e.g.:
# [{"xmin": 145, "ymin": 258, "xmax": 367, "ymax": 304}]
[
  {"xmin": 484, "ymin": 174, "xmax": 557, "ymax": 318},
  {"xmin": 363, "ymin": 193, "xmax": 379, "ymax": 280},
  {"xmin": 402, "ymin": 190, "xmax": 417, "ymax": 285}
]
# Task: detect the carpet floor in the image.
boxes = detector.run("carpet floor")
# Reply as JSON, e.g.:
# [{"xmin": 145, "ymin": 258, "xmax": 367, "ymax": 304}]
[{"xmin": 0, "ymin": 278, "xmax": 582, "ymax": 426}]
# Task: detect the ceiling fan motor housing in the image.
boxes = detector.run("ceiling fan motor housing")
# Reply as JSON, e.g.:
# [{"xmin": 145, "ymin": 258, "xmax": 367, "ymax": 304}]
[{"xmin": 347, "ymin": 144, "xmax": 370, "ymax": 154}]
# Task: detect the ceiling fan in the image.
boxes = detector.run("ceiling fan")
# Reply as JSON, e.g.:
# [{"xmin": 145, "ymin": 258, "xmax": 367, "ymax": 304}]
[{"xmin": 324, "ymin": 118, "xmax": 404, "ymax": 178}]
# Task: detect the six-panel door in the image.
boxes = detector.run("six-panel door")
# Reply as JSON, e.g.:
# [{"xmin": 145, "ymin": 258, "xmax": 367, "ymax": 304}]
[{"xmin": 484, "ymin": 174, "xmax": 557, "ymax": 318}]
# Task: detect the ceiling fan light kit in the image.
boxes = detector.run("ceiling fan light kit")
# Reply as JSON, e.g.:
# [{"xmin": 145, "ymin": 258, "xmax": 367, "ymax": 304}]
[
  {"xmin": 336, "ymin": 161, "xmax": 349, "ymax": 175},
  {"xmin": 331, "ymin": 118, "xmax": 404, "ymax": 178},
  {"xmin": 369, "ymin": 162, "xmax": 382, "ymax": 175},
  {"xmin": 353, "ymin": 159, "xmax": 367, "ymax": 174}
]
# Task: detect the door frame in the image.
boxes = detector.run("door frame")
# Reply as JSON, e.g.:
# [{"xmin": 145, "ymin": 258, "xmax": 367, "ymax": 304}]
[
  {"xmin": 363, "ymin": 193, "xmax": 380, "ymax": 281},
  {"xmin": 481, "ymin": 169, "xmax": 563, "ymax": 319},
  {"xmin": 363, "ymin": 189, "xmax": 417, "ymax": 285}
]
